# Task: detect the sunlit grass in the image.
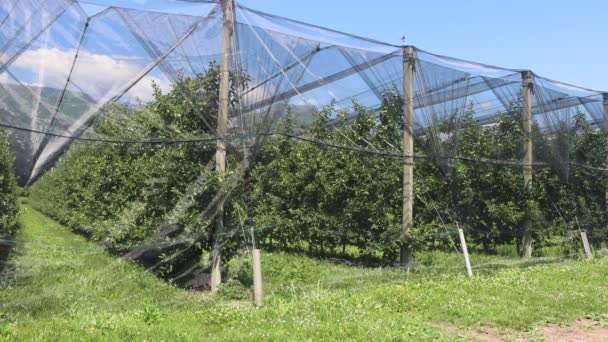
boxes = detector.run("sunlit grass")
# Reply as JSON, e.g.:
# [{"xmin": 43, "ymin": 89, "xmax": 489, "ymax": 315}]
[{"xmin": 1, "ymin": 201, "xmax": 607, "ymax": 341}]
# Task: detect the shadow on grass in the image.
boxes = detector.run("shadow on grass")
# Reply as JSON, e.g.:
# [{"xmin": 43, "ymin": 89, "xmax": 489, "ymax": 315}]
[
  {"xmin": 472, "ymin": 255, "xmax": 580, "ymax": 272},
  {"xmin": 260, "ymin": 239, "xmax": 579, "ymax": 277}
]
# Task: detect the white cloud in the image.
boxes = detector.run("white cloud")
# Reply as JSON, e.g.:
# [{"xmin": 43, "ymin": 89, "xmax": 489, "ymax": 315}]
[
  {"xmin": 4, "ymin": 47, "xmax": 175, "ymax": 182},
  {"xmin": 0, "ymin": 73, "xmax": 12, "ymax": 84},
  {"xmin": 477, "ymin": 100, "xmax": 493, "ymax": 111},
  {"xmin": 292, "ymin": 96, "xmax": 319, "ymax": 107},
  {"xmin": 10, "ymin": 47, "xmax": 172, "ymax": 103}
]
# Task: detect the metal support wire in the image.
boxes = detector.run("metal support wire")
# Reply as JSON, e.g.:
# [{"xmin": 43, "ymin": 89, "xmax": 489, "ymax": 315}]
[
  {"xmin": 339, "ymin": 47, "xmax": 385, "ymax": 102},
  {"xmin": 0, "ymin": 0, "xmax": 76, "ymax": 73},
  {"xmin": 111, "ymin": 4, "xmax": 221, "ymax": 105},
  {"xmin": 244, "ymin": 50, "xmax": 400, "ymax": 112},
  {"xmin": 116, "ymin": 5, "xmax": 221, "ymax": 132},
  {"xmin": 27, "ymin": 16, "xmax": 90, "ymax": 184},
  {"xmin": 26, "ymin": 4, "xmax": 222, "ymax": 183},
  {"xmin": 0, "ymin": 1, "xmax": 21, "ymax": 28}
]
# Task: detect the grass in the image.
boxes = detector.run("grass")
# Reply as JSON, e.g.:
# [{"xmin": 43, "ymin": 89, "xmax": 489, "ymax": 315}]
[{"xmin": 1, "ymin": 201, "xmax": 607, "ymax": 341}]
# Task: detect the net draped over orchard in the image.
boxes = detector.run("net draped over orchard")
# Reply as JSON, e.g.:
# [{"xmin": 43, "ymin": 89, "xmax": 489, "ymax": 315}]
[{"xmin": 1, "ymin": 0, "xmax": 607, "ymax": 284}]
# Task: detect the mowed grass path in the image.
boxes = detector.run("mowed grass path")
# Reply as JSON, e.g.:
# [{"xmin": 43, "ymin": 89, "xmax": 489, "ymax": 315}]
[{"xmin": 1, "ymin": 201, "xmax": 607, "ymax": 341}]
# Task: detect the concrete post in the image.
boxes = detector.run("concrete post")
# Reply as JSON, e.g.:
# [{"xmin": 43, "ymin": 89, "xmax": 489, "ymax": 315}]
[
  {"xmin": 580, "ymin": 231, "xmax": 593, "ymax": 259},
  {"xmin": 458, "ymin": 227, "xmax": 473, "ymax": 278},
  {"xmin": 252, "ymin": 249, "xmax": 263, "ymax": 306}
]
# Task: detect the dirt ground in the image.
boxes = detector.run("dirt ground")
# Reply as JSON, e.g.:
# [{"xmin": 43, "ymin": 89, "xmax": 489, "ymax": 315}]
[
  {"xmin": 539, "ymin": 318, "xmax": 608, "ymax": 342},
  {"xmin": 438, "ymin": 318, "xmax": 608, "ymax": 341}
]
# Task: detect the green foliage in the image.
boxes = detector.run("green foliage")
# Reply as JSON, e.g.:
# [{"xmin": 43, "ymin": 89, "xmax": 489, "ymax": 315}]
[
  {"xmin": 227, "ymin": 255, "xmax": 253, "ymax": 288},
  {"xmin": 253, "ymin": 97, "xmax": 404, "ymax": 262},
  {"xmin": 15, "ymin": 187, "xmax": 28, "ymax": 197},
  {"xmin": 252, "ymin": 96, "xmax": 608, "ymax": 261},
  {"xmin": 135, "ymin": 301, "xmax": 163, "ymax": 325},
  {"xmin": 217, "ymin": 279, "xmax": 250, "ymax": 301},
  {"xmin": 29, "ymin": 65, "xmax": 608, "ymax": 275},
  {"xmin": 31, "ymin": 142, "xmax": 213, "ymax": 242},
  {"xmin": 0, "ymin": 129, "xmax": 18, "ymax": 239},
  {"xmin": 30, "ymin": 67, "xmax": 246, "ymax": 277},
  {"xmin": 3, "ymin": 205, "xmax": 608, "ymax": 341}
]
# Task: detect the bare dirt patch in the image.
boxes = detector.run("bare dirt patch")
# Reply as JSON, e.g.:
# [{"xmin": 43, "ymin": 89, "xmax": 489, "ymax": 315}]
[
  {"xmin": 541, "ymin": 318, "xmax": 608, "ymax": 342},
  {"xmin": 461, "ymin": 328, "xmax": 506, "ymax": 342},
  {"xmin": 436, "ymin": 318, "xmax": 608, "ymax": 341}
]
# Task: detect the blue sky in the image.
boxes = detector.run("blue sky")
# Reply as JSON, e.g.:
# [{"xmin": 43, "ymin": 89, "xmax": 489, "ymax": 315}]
[
  {"xmin": 7, "ymin": 0, "xmax": 607, "ymax": 96},
  {"xmin": 238, "ymin": 0, "xmax": 607, "ymax": 92}
]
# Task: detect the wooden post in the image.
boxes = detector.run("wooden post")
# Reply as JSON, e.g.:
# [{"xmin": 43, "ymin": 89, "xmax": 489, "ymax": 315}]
[
  {"xmin": 603, "ymin": 93, "xmax": 608, "ymax": 214},
  {"xmin": 401, "ymin": 45, "xmax": 415, "ymax": 271},
  {"xmin": 458, "ymin": 227, "xmax": 473, "ymax": 278},
  {"xmin": 522, "ymin": 70, "xmax": 533, "ymax": 258},
  {"xmin": 252, "ymin": 249, "xmax": 263, "ymax": 306},
  {"xmin": 209, "ymin": 0, "xmax": 234, "ymax": 293},
  {"xmin": 580, "ymin": 231, "xmax": 593, "ymax": 259}
]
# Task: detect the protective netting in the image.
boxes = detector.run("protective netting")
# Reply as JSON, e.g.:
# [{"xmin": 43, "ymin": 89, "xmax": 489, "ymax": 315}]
[
  {"xmin": 0, "ymin": 0, "xmax": 604, "ymax": 180},
  {"xmin": 0, "ymin": 0, "xmax": 607, "ymax": 299}
]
